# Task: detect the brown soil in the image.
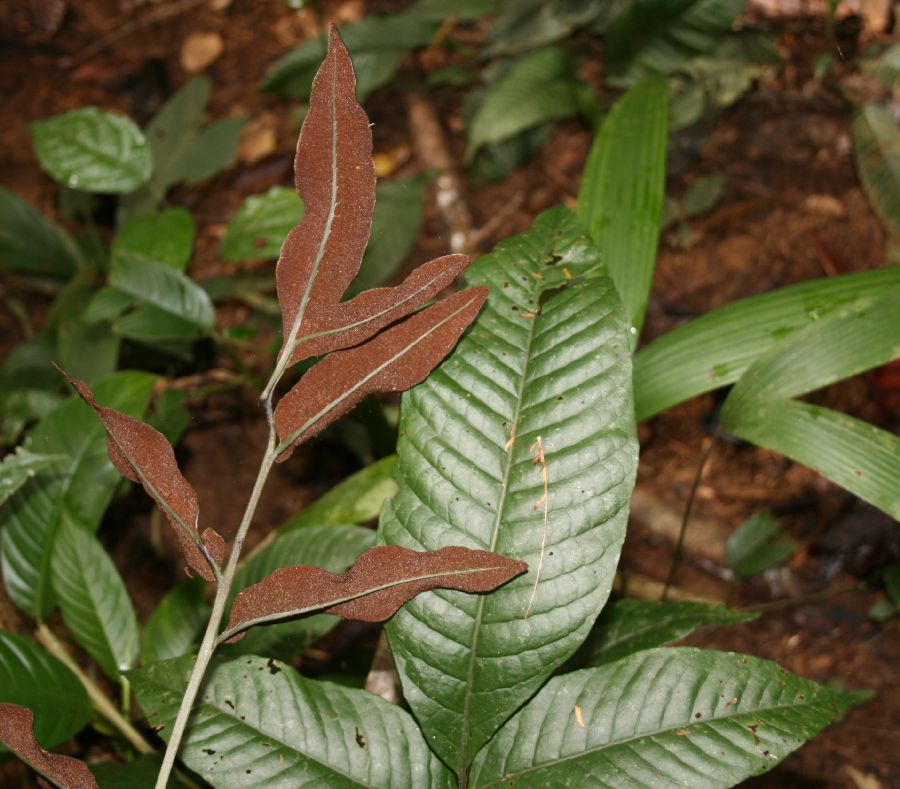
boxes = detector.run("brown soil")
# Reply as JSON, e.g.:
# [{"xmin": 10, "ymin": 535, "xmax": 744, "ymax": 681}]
[{"xmin": 1, "ymin": 1, "xmax": 897, "ymax": 787}]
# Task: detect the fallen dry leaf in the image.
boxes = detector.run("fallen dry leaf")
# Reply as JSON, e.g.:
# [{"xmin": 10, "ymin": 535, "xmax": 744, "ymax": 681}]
[
  {"xmin": 239, "ymin": 113, "xmax": 278, "ymax": 165},
  {"xmin": 180, "ymin": 31, "xmax": 224, "ymax": 73}
]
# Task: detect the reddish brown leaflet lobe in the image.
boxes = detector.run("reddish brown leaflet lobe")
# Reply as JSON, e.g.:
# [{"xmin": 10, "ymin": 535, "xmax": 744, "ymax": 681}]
[
  {"xmin": 226, "ymin": 545, "xmax": 527, "ymax": 641},
  {"xmin": 59, "ymin": 368, "xmax": 224, "ymax": 581},
  {"xmin": 0, "ymin": 704, "xmax": 98, "ymax": 789},
  {"xmin": 274, "ymin": 287, "xmax": 488, "ymax": 461}
]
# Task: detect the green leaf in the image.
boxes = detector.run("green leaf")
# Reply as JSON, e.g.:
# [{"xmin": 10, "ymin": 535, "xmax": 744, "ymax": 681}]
[
  {"xmin": 469, "ymin": 647, "xmax": 852, "ymax": 787},
  {"xmin": 221, "ymin": 186, "xmax": 304, "ymax": 262},
  {"xmin": 569, "ymin": 599, "xmax": 758, "ymax": 667},
  {"xmin": 30, "ymin": 107, "xmax": 153, "ymax": 194},
  {"xmin": 633, "ymin": 267, "xmax": 900, "ymax": 420},
  {"xmin": 606, "ymin": 0, "xmax": 748, "ymax": 86},
  {"xmin": 84, "ymin": 286, "xmax": 134, "ymax": 324},
  {"xmin": 279, "ymin": 455, "xmax": 398, "ymax": 533},
  {"xmin": 885, "ymin": 561, "xmax": 900, "ymax": 605},
  {"xmin": 725, "ymin": 511, "xmax": 796, "ymax": 577},
  {"xmin": 0, "ymin": 372, "xmax": 156, "ymax": 617},
  {"xmin": 178, "ymin": 117, "xmax": 247, "ymax": 185},
  {"xmin": 412, "ymin": 0, "xmax": 507, "ymax": 21},
  {"xmin": 682, "ymin": 173, "xmax": 726, "ymax": 217},
  {"xmin": 0, "ymin": 187, "xmax": 83, "ymax": 278},
  {"xmin": 51, "ymin": 278, "xmax": 121, "ymax": 383},
  {"xmin": 263, "ymin": 13, "xmax": 438, "ymax": 101},
  {"xmin": 90, "ymin": 754, "xmax": 180, "ymax": 789},
  {"xmin": 110, "ymin": 253, "xmax": 215, "ymax": 332},
  {"xmin": 50, "ymin": 521, "xmax": 139, "ymax": 679},
  {"xmin": 224, "ymin": 525, "xmax": 375, "ymax": 661},
  {"xmin": 577, "ymin": 77, "xmax": 667, "ymax": 344},
  {"xmin": 0, "ymin": 632, "xmax": 91, "ymax": 749},
  {"xmin": 852, "ymin": 103, "xmax": 900, "ymax": 239},
  {"xmin": 112, "ymin": 207, "xmax": 195, "ymax": 271},
  {"xmin": 129, "ymin": 654, "xmax": 455, "ymax": 788},
  {"xmin": 466, "ymin": 47, "xmax": 583, "ymax": 160},
  {"xmin": 0, "ymin": 448, "xmax": 65, "ymax": 507},
  {"xmin": 380, "ymin": 206, "xmax": 637, "ymax": 773},
  {"xmin": 140, "ymin": 578, "xmax": 210, "ymax": 665},
  {"xmin": 859, "ymin": 42, "xmax": 900, "ymax": 92}
]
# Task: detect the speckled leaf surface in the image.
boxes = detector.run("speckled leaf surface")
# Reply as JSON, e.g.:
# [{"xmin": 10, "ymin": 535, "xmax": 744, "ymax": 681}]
[{"xmin": 379, "ymin": 206, "xmax": 638, "ymax": 775}]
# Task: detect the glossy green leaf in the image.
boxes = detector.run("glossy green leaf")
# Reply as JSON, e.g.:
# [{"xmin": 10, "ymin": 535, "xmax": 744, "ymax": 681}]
[
  {"xmin": 0, "ymin": 447, "xmax": 65, "ymax": 507},
  {"xmin": 577, "ymin": 77, "xmax": 667, "ymax": 345},
  {"xmin": 606, "ymin": 0, "xmax": 748, "ymax": 86},
  {"xmin": 140, "ymin": 578, "xmax": 210, "ymax": 665},
  {"xmin": 30, "ymin": 107, "xmax": 152, "ymax": 193},
  {"xmin": 469, "ymin": 647, "xmax": 852, "ymax": 787},
  {"xmin": 112, "ymin": 208, "xmax": 195, "ymax": 271},
  {"xmin": 279, "ymin": 455, "xmax": 398, "ymax": 533},
  {"xmin": 83, "ymin": 287, "xmax": 133, "ymax": 324},
  {"xmin": 569, "ymin": 599, "xmax": 757, "ymax": 668},
  {"xmin": 380, "ymin": 206, "xmax": 637, "ymax": 773},
  {"xmin": 0, "ymin": 632, "xmax": 91, "ymax": 749},
  {"xmin": 725, "ymin": 511, "xmax": 795, "ymax": 577},
  {"xmin": 0, "ymin": 372, "xmax": 156, "ymax": 617},
  {"xmin": 633, "ymin": 267, "xmax": 900, "ymax": 420},
  {"xmin": 852, "ymin": 103, "xmax": 900, "ymax": 239},
  {"xmin": 221, "ymin": 186, "xmax": 304, "ymax": 262},
  {"xmin": 466, "ymin": 47, "xmax": 583, "ymax": 161},
  {"xmin": 50, "ymin": 521, "xmax": 139, "ymax": 679},
  {"xmin": 129, "ymin": 654, "xmax": 455, "ymax": 788},
  {"xmin": 0, "ymin": 187, "xmax": 82, "ymax": 278},
  {"xmin": 224, "ymin": 525, "xmax": 375, "ymax": 660}
]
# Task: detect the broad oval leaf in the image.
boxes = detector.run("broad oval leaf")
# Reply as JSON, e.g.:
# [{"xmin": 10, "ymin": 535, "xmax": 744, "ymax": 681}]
[
  {"xmin": 221, "ymin": 186, "xmax": 304, "ymax": 262},
  {"xmin": 0, "ymin": 633, "xmax": 90, "ymax": 749},
  {"xmin": 0, "ymin": 704, "xmax": 97, "ymax": 789},
  {"xmin": 223, "ymin": 544, "xmax": 525, "ymax": 643},
  {"xmin": 469, "ymin": 647, "xmax": 852, "ymax": 787},
  {"xmin": 51, "ymin": 520, "xmax": 139, "ymax": 679},
  {"xmin": 380, "ymin": 206, "xmax": 638, "ymax": 773},
  {"xmin": 30, "ymin": 107, "xmax": 152, "ymax": 193},
  {"xmin": 112, "ymin": 208, "xmax": 195, "ymax": 272},
  {"xmin": 129, "ymin": 654, "xmax": 455, "ymax": 788}
]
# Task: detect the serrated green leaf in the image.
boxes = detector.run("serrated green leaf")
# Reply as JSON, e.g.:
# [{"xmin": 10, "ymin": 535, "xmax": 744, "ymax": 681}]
[
  {"xmin": 129, "ymin": 654, "xmax": 455, "ymax": 788},
  {"xmin": 112, "ymin": 208, "xmax": 195, "ymax": 271},
  {"xmin": 852, "ymin": 103, "xmax": 900, "ymax": 240},
  {"xmin": 469, "ymin": 647, "xmax": 852, "ymax": 787},
  {"xmin": 725, "ymin": 511, "xmax": 795, "ymax": 577},
  {"xmin": 30, "ymin": 107, "xmax": 153, "ymax": 193},
  {"xmin": 140, "ymin": 578, "xmax": 210, "ymax": 665},
  {"xmin": 0, "ymin": 632, "xmax": 91, "ymax": 749},
  {"xmin": 466, "ymin": 47, "xmax": 583, "ymax": 160},
  {"xmin": 633, "ymin": 267, "xmax": 900, "ymax": 421},
  {"xmin": 0, "ymin": 187, "xmax": 83, "ymax": 278},
  {"xmin": 221, "ymin": 186, "xmax": 304, "ymax": 262},
  {"xmin": 380, "ymin": 206, "xmax": 637, "ymax": 773},
  {"xmin": 223, "ymin": 525, "xmax": 375, "ymax": 661},
  {"xmin": 569, "ymin": 599, "xmax": 758, "ymax": 668},
  {"xmin": 0, "ymin": 448, "xmax": 65, "ymax": 507},
  {"xmin": 0, "ymin": 372, "xmax": 156, "ymax": 617},
  {"xmin": 577, "ymin": 77, "xmax": 667, "ymax": 344},
  {"xmin": 50, "ymin": 521, "xmax": 139, "ymax": 679}
]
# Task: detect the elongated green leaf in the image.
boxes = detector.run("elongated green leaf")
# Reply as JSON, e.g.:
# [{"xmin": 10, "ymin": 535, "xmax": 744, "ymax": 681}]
[
  {"xmin": 280, "ymin": 456, "xmax": 397, "ymax": 534},
  {"xmin": 569, "ymin": 599, "xmax": 757, "ymax": 668},
  {"xmin": 141, "ymin": 579, "xmax": 210, "ymax": 665},
  {"xmin": 380, "ymin": 206, "xmax": 638, "ymax": 773},
  {"xmin": 633, "ymin": 267, "xmax": 900, "ymax": 420},
  {"xmin": 466, "ymin": 47, "xmax": 583, "ymax": 160},
  {"xmin": 112, "ymin": 208, "xmax": 195, "ymax": 271},
  {"xmin": 0, "ymin": 632, "xmax": 91, "ymax": 749},
  {"xmin": 577, "ymin": 77, "xmax": 667, "ymax": 344},
  {"xmin": 221, "ymin": 186, "xmax": 304, "ymax": 262},
  {"xmin": 853, "ymin": 103, "xmax": 900, "ymax": 239},
  {"xmin": 0, "ymin": 187, "xmax": 82, "ymax": 277},
  {"xmin": 606, "ymin": 0, "xmax": 747, "ymax": 86},
  {"xmin": 51, "ymin": 521, "xmax": 139, "ymax": 679},
  {"xmin": 726, "ymin": 511, "xmax": 795, "ymax": 577},
  {"xmin": 224, "ymin": 525, "xmax": 375, "ymax": 660},
  {"xmin": 0, "ymin": 372, "xmax": 156, "ymax": 617},
  {"xmin": 0, "ymin": 448, "xmax": 65, "ymax": 507},
  {"xmin": 469, "ymin": 647, "xmax": 851, "ymax": 787},
  {"xmin": 115, "ymin": 305, "xmax": 205, "ymax": 344},
  {"xmin": 30, "ymin": 107, "xmax": 152, "ymax": 193},
  {"xmin": 130, "ymin": 654, "xmax": 455, "ymax": 788}
]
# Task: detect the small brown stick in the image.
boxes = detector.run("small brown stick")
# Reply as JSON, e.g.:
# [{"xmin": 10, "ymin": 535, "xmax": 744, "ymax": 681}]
[{"xmin": 524, "ymin": 436, "xmax": 549, "ymax": 619}]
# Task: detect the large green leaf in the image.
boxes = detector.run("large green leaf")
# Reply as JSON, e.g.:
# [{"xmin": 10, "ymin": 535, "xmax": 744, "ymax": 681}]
[
  {"xmin": 852, "ymin": 103, "xmax": 900, "ymax": 239},
  {"xmin": 0, "ymin": 631, "xmax": 91, "ymax": 749},
  {"xmin": 111, "ymin": 207, "xmax": 195, "ymax": 271},
  {"xmin": 30, "ymin": 107, "xmax": 153, "ymax": 193},
  {"xmin": 577, "ymin": 77, "xmax": 667, "ymax": 344},
  {"xmin": 469, "ymin": 647, "xmax": 851, "ymax": 787},
  {"xmin": 130, "ymin": 654, "xmax": 455, "ymax": 788},
  {"xmin": 221, "ymin": 186, "xmax": 304, "ymax": 262},
  {"xmin": 0, "ymin": 372, "xmax": 156, "ymax": 617},
  {"xmin": 633, "ymin": 266, "xmax": 900, "ymax": 420},
  {"xmin": 140, "ymin": 578, "xmax": 210, "ymax": 665},
  {"xmin": 0, "ymin": 447, "xmax": 65, "ymax": 507},
  {"xmin": 380, "ymin": 206, "xmax": 638, "ymax": 774},
  {"xmin": 223, "ymin": 525, "xmax": 376, "ymax": 661},
  {"xmin": 51, "ymin": 521, "xmax": 139, "ymax": 679},
  {"xmin": 0, "ymin": 187, "xmax": 83, "ymax": 278}
]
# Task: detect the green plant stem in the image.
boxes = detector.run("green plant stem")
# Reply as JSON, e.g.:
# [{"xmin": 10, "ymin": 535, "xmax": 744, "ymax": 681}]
[{"xmin": 35, "ymin": 623, "xmax": 153, "ymax": 755}]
